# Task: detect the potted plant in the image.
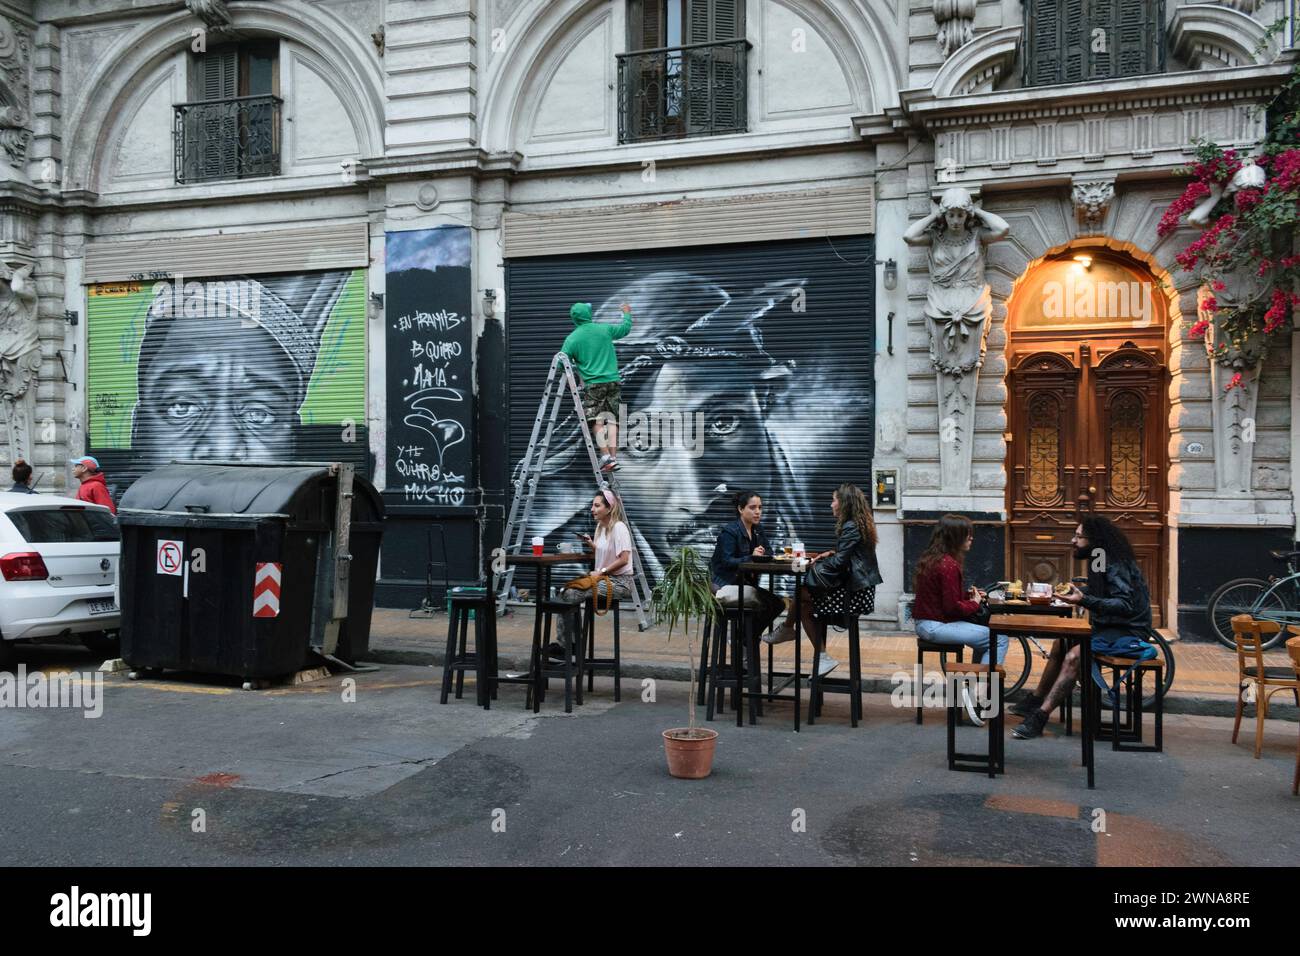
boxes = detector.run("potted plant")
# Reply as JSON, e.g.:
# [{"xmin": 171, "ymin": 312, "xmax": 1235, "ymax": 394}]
[{"xmin": 653, "ymin": 545, "xmax": 722, "ymax": 778}]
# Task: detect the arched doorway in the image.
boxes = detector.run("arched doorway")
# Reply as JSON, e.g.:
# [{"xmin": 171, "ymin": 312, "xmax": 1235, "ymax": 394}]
[{"xmin": 1005, "ymin": 248, "xmax": 1169, "ymax": 624}]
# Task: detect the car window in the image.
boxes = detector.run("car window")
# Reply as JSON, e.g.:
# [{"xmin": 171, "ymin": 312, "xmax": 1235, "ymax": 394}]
[{"xmin": 8, "ymin": 508, "xmax": 120, "ymax": 544}]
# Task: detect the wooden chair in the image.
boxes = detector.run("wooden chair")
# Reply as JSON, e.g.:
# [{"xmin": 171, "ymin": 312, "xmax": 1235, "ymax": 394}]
[
  {"xmin": 1288, "ymin": 635, "xmax": 1300, "ymax": 796},
  {"xmin": 1229, "ymin": 615, "xmax": 1300, "ymax": 758}
]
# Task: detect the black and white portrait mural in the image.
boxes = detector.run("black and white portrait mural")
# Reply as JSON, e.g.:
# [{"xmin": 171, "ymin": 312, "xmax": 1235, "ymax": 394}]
[
  {"xmin": 505, "ymin": 236, "xmax": 875, "ymax": 580},
  {"xmin": 87, "ymin": 270, "xmax": 368, "ymax": 491}
]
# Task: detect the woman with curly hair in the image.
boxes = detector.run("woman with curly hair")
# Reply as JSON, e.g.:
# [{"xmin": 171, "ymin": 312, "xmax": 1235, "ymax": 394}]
[{"xmin": 769, "ymin": 482, "xmax": 882, "ymax": 677}]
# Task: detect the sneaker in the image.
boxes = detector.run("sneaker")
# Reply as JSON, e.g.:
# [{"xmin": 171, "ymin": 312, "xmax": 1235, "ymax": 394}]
[
  {"xmin": 815, "ymin": 654, "xmax": 839, "ymax": 677},
  {"xmin": 762, "ymin": 623, "xmax": 797, "ymax": 645},
  {"xmin": 1012, "ymin": 709, "xmax": 1049, "ymax": 740},
  {"xmin": 545, "ymin": 641, "xmax": 566, "ymax": 662},
  {"xmin": 598, "ymin": 454, "xmax": 619, "ymax": 473},
  {"xmin": 1010, "ymin": 693, "xmax": 1043, "ymax": 718},
  {"xmin": 960, "ymin": 684, "xmax": 984, "ymax": 727}
]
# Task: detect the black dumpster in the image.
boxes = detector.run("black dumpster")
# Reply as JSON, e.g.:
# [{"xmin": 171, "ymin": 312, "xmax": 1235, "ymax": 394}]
[{"xmin": 117, "ymin": 462, "xmax": 384, "ymax": 681}]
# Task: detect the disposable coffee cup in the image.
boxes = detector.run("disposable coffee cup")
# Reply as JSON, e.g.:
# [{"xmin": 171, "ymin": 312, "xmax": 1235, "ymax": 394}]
[
  {"xmin": 532, "ymin": 536, "xmax": 544, "ymax": 556},
  {"xmin": 792, "ymin": 541, "xmax": 805, "ymax": 558}
]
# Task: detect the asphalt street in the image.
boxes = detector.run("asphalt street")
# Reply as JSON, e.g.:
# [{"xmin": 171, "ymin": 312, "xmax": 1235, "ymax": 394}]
[{"xmin": 1, "ymin": 644, "xmax": 1297, "ymax": 866}]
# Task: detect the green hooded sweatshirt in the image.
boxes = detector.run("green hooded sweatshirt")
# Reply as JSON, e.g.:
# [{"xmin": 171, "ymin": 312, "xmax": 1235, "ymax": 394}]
[{"xmin": 561, "ymin": 302, "xmax": 632, "ymax": 384}]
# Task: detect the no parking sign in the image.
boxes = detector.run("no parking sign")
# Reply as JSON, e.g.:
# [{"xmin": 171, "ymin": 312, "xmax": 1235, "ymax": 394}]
[{"xmin": 156, "ymin": 540, "xmax": 183, "ymax": 577}]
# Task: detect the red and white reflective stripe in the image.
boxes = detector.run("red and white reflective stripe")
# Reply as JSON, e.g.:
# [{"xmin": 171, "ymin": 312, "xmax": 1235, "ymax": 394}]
[{"xmin": 253, "ymin": 562, "xmax": 282, "ymax": 618}]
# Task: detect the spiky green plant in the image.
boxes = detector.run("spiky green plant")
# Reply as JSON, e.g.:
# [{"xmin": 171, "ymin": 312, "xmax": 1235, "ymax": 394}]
[{"xmin": 652, "ymin": 546, "xmax": 722, "ymax": 736}]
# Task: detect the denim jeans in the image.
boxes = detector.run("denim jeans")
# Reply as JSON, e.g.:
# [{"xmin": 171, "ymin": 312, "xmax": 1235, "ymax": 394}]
[{"xmin": 914, "ymin": 619, "xmax": 1008, "ymax": 665}]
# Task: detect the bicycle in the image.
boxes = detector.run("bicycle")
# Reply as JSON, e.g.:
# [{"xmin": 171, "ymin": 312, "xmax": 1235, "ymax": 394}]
[{"xmin": 1204, "ymin": 549, "xmax": 1300, "ymax": 651}]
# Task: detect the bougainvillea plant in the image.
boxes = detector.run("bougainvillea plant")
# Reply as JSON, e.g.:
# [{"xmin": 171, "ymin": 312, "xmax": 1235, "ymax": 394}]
[{"xmin": 1159, "ymin": 62, "xmax": 1300, "ymax": 389}]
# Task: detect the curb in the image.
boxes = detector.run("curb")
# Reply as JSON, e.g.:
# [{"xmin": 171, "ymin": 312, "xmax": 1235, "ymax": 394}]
[{"xmin": 361, "ymin": 647, "xmax": 1297, "ymax": 722}]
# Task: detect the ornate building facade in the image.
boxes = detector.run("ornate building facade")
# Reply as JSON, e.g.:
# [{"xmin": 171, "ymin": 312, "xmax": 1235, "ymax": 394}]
[{"xmin": 3, "ymin": 0, "xmax": 1295, "ymax": 635}]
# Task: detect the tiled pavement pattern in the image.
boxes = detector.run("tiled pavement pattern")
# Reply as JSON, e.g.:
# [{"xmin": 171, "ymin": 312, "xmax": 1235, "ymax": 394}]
[{"xmin": 368, "ymin": 607, "xmax": 1296, "ymax": 706}]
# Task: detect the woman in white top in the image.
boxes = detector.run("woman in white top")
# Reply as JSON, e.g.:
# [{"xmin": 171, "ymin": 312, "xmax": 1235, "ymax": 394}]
[{"xmin": 552, "ymin": 489, "xmax": 636, "ymax": 658}]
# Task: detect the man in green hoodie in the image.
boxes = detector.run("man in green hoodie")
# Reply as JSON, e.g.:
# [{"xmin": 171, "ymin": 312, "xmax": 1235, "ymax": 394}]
[{"xmin": 562, "ymin": 300, "xmax": 632, "ymax": 472}]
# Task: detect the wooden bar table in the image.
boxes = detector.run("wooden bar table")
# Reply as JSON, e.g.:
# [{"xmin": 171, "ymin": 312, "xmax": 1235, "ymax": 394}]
[
  {"xmin": 737, "ymin": 558, "xmax": 806, "ymax": 732},
  {"xmin": 988, "ymin": 612, "xmax": 1098, "ymax": 789},
  {"xmin": 504, "ymin": 550, "xmax": 593, "ymax": 707}
]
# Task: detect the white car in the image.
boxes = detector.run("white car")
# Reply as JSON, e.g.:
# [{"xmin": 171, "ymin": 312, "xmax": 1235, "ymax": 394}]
[{"xmin": 0, "ymin": 491, "xmax": 120, "ymax": 665}]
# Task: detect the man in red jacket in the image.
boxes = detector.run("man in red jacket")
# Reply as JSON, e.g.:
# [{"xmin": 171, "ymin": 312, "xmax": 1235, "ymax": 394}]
[{"xmin": 69, "ymin": 456, "xmax": 116, "ymax": 515}]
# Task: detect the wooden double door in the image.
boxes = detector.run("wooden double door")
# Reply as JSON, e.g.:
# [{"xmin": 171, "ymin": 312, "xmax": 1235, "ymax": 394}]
[{"xmin": 1007, "ymin": 339, "xmax": 1168, "ymax": 624}]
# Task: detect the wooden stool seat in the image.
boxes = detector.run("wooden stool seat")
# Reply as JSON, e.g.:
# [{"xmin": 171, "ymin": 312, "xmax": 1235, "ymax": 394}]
[
  {"xmin": 944, "ymin": 661, "xmax": 1005, "ymax": 778},
  {"xmin": 439, "ymin": 591, "xmax": 497, "ymax": 710},
  {"xmin": 1090, "ymin": 653, "xmax": 1164, "ymax": 753}
]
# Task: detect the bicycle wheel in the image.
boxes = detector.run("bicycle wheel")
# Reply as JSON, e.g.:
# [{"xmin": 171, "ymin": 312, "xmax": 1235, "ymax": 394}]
[
  {"xmin": 998, "ymin": 634, "xmax": 1032, "ymax": 699},
  {"xmin": 1205, "ymin": 577, "xmax": 1270, "ymax": 650},
  {"xmin": 1141, "ymin": 630, "xmax": 1175, "ymax": 710},
  {"xmin": 1244, "ymin": 577, "xmax": 1298, "ymax": 650}
]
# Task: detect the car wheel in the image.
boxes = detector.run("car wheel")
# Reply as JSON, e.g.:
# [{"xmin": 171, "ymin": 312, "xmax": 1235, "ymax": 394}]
[{"xmin": 81, "ymin": 631, "xmax": 121, "ymax": 657}]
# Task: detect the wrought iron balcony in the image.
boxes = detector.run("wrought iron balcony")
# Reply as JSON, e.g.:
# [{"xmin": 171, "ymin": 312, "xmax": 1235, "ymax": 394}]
[
  {"xmin": 618, "ymin": 39, "xmax": 749, "ymax": 144},
  {"xmin": 173, "ymin": 94, "xmax": 283, "ymax": 184}
]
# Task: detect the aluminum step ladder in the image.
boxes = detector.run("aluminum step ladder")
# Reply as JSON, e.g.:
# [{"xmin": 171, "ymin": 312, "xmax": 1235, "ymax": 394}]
[{"xmin": 495, "ymin": 352, "xmax": 654, "ymax": 630}]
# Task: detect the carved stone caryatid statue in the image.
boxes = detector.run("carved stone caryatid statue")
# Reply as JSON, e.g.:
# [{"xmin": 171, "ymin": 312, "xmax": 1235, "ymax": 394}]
[
  {"xmin": 1187, "ymin": 158, "xmax": 1269, "ymax": 494},
  {"xmin": 904, "ymin": 186, "xmax": 1010, "ymax": 493},
  {"xmin": 0, "ymin": 263, "xmax": 39, "ymax": 462}
]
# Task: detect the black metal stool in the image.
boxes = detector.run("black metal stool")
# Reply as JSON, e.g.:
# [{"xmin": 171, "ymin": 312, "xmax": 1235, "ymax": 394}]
[
  {"xmin": 1090, "ymin": 655, "xmax": 1164, "ymax": 752},
  {"xmin": 439, "ymin": 591, "xmax": 497, "ymax": 709},
  {"xmin": 528, "ymin": 598, "xmax": 585, "ymax": 714},
  {"xmin": 809, "ymin": 612, "xmax": 864, "ymax": 727},
  {"xmin": 583, "ymin": 596, "xmax": 622, "ymax": 701},
  {"xmin": 705, "ymin": 606, "xmax": 762, "ymax": 725},
  {"xmin": 945, "ymin": 662, "xmax": 1006, "ymax": 778},
  {"xmin": 915, "ymin": 640, "xmax": 965, "ymax": 725}
]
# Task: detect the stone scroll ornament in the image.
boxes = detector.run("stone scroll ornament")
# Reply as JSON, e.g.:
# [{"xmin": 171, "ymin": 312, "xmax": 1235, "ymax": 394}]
[
  {"xmin": 933, "ymin": 0, "xmax": 977, "ymax": 60},
  {"xmin": 0, "ymin": 263, "xmax": 39, "ymax": 462},
  {"xmin": 903, "ymin": 186, "xmax": 1010, "ymax": 493},
  {"xmin": 0, "ymin": 15, "xmax": 32, "ymax": 183}
]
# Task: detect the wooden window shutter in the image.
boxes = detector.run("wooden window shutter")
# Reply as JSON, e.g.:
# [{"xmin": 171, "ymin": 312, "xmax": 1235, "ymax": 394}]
[
  {"xmin": 200, "ymin": 48, "xmax": 238, "ymax": 101},
  {"xmin": 628, "ymin": 0, "xmax": 663, "ymax": 51},
  {"xmin": 1114, "ymin": 0, "xmax": 1156, "ymax": 78}
]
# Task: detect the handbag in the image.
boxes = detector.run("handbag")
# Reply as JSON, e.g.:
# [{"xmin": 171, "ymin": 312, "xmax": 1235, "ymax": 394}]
[
  {"xmin": 965, "ymin": 599, "xmax": 992, "ymax": 628},
  {"xmin": 563, "ymin": 572, "xmax": 614, "ymax": 615}
]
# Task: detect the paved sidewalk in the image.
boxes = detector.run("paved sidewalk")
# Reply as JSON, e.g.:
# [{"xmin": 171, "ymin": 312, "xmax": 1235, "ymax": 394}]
[{"xmin": 365, "ymin": 606, "xmax": 1299, "ymax": 718}]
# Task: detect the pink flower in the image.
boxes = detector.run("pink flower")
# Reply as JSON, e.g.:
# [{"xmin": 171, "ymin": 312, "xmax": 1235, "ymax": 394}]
[
  {"xmin": 1212, "ymin": 280, "xmax": 1227, "ymax": 291},
  {"xmin": 1188, "ymin": 318, "xmax": 1211, "ymax": 339},
  {"xmin": 1224, "ymin": 372, "xmax": 1243, "ymax": 391}
]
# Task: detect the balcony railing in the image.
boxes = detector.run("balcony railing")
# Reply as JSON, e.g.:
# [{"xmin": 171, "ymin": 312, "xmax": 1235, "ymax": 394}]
[
  {"xmin": 617, "ymin": 39, "xmax": 749, "ymax": 144},
  {"xmin": 173, "ymin": 94, "xmax": 282, "ymax": 185}
]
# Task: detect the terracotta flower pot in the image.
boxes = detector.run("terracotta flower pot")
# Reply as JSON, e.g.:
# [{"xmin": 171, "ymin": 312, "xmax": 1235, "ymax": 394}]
[{"xmin": 662, "ymin": 727, "xmax": 719, "ymax": 779}]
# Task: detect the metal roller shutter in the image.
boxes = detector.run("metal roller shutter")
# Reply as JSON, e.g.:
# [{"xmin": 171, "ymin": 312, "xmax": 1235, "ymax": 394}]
[
  {"xmin": 505, "ymin": 235, "xmax": 875, "ymax": 583},
  {"xmin": 83, "ymin": 223, "xmax": 370, "ymax": 284},
  {"xmin": 85, "ymin": 269, "xmax": 370, "ymax": 497}
]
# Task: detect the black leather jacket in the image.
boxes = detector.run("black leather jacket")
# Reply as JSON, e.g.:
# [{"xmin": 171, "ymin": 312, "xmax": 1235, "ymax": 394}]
[
  {"xmin": 808, "ymin": 521, "xmax": 883, "ymax": 592},
  {"xmin": 1081, "ymin": 559, "xmax": 1152, "ymax": 641}
]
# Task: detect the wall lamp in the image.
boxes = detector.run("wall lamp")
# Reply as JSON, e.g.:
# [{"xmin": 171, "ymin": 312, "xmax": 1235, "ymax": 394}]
[
  {"xmin": 483, "ymin": 288, "xmax": 498, "ymax": 319},
  {"xmin": 369, "ymin": 291, "xmax": 384, "ymax": 310},
  {"xmin": 875, "ymin": 258, "xmax": 898, "ymax": 291}
]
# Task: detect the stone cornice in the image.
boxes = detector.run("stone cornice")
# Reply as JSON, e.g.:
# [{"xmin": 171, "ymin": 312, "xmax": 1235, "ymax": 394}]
[{"xmin": 900, "ymin": 57, "xmax": 1298, "ymax": 129}]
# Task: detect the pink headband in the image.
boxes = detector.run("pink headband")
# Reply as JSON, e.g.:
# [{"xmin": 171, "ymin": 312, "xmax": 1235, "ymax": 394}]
[{"xmin": 601, "ymin": 489, "xmax": 616, "ymax": 508}]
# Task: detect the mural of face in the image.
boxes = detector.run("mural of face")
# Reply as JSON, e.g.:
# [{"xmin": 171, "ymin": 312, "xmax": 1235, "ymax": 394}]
[
  {"xmin": 128, "ymin": 271, "xmax": 351, "ymax": 471},
  {"xmin": 134, "ymin": 314, "xmax": 300, "ymax": 462},
  {"xmin": 514, "ymin": 266, "xmax": 873, "ymax": 580}
]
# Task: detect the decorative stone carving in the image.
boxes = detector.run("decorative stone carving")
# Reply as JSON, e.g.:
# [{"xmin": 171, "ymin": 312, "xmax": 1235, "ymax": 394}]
[
  {"xmin": 1218, "ymin": 0, "xmax": 1261, "ymax": 12},
  {"xmin": 1205, "ymin": 319, "xmax": 1260, "ymax": 495},
  {"xmin": 0, "ymin": 16, "xmax": 31, "ymax": 183},
  {"xmin": 0, "ymin": 263, "xmax": 39, "ymax": 463},
  {"xmin": 933, "ymin": 0, "xmax": 977, "ymax": 60},
  {"xmin": 1072, "ymin": 178, "xmax": 1114, "ymax": 235},
  {"xmin": 904, "ymin": 186, "xmax": 1010, "ymax": 493},
  {"xmin": 186, "ymin": 0, "xmax": 233, "ymax": 29}
]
